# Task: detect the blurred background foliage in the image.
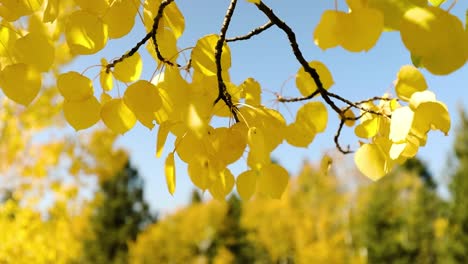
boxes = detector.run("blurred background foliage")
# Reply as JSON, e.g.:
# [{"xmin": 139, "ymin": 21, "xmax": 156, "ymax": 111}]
[{"xmin": 1, "ymin": 99, "xmax": 467, "ymax": 263}]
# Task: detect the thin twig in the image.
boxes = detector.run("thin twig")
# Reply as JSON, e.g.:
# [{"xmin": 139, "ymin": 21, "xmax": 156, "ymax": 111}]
[
  {"xmin": 226, "ymin": 21, "xmax": 273, "ymax": 42},
  {"xmin": 151, "ymin": 0, "xmax": 180, "ymax": 67},
  {"xmin": 334, "ymin": 119, "xmax": 353, "ymax": 154},
  {"xmin": 106, "ymin": 0, "xmax": 178, "ymax": 72},
  {"xmin": 214, "ymin": 0, "xmax": 240, "ymax": 122},
  {"xmin": 255, "ymin": 2, "xmax": 342, "ymax": 115},
  {"xmin": 328, "ymin": 93, "xmax": 391, "ymax": 117}
]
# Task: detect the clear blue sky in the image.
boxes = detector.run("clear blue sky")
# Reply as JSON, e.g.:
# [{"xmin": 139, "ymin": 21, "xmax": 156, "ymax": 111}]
[{"xmin": 70, "ymin": 0, "xmax": 468, "ymax": 213}]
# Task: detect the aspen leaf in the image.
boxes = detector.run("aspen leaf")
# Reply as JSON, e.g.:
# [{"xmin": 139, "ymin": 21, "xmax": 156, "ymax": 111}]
[
  {"xmin": 314, "ymin": 10, "xmax": 341, "ymax": 50},
  {"xmin": 296, "ymin": 101, "xmax": 328, "ymax": 133},
  {"xmin": 65, "ymin": 10, "xmax": 108, "ymax": 55},
  {"xmin": 156, "ymin": 121, "xmax": 173, "ymax": 158},
  {"xmin": 100, "ymin": 93, "xmax": 112, "ymax": 104},
  {"xmin": 188, "ymin": 156, "xmax": 214, "ymax": 190},
  {"xmin": 103, "ymin": 0, "xmax": 138, "ymax": 39},
  {"xmin": 246, "ymin": 0, "xmax": 260, "ymax": 3},
  {"xmin": 14, "ymin": 32, "xmax": 55, "ymax": 72},
  {"xmin": 74, "ymin": 0, "xmax": 110, "ymax": 15},
  {"xmin": 100, "ymin": 59, "xmax": 113, "ymax": 91},
  {"xmin": 389, "ymin": 106, "xmax": 414, "ymax": 143},
  {"xmin": 209, "ymin": 168, "xmax": 235, "ymax": 200},
  {"xmin": 43, "ymin": 0, "xmax": 60, "ymax": 22},
  {"xmin": 240, "ymin": 78, "xmax": 261, "ymax": 106},
  {"xmin": 57, "ymin": 71, "xmax": 94, "ymax": 102},
  {"xmin": 355, "ymin": 143, "xmax": 390, "ymax": 181},
  {"xmin": 123, "ymin": 80, "xmax": 162, "ymax": 129},
  {"xmin": 191, "ymin": 34, "xmax": 231, "ymax": 76},
  {"xmin": 412, "ymin": 101, "xmax": 450, "ymax": 138},
  {"xmin": 355, "ymin": 117, "xmax": 379, "ymax": 138},
  {"xmin": 0, "ymin": 22, "xmax": 18, "ymax": 57},
  {"xmin": 113, "ymin": 52, "xmax": 142, "ymax": 83},
  {"xmin": 341, "ymin": 108, "xmax": 356, "ymax": 127},
  {"xmin": 101, "ymin": 98, "xmax": 137, "ymax": 134},
  {"xmin": 285, "ymin": 122, "xmax": 316, "ymax": 148},
  {"xmin": 257, "ymin": 164, "xmax": 289, "ymax": 199},
  {"xmin": 395, "ymin": 65, "xmax": 427, "ymax": 101},
  {"xmin": 63, "ymin": 96, "xmax": 101, "ymax": 130},
  {"xmin": 296, "ymin": 61, "xmax": 334, "ymax": 97},
  {"xmin": 236, "ymin": 170, "xmax": 257, "ymax": 200},
  {"xmin": 164, "ymin": 152, "xmax": 176, "ymax": 195},
  {"xmin": 400, "ymin": 6, "xmax": 468, "ymax": 75},
  {"xmin": 0, "ymin": 63, "xmax": 41, "ymax": 106}
]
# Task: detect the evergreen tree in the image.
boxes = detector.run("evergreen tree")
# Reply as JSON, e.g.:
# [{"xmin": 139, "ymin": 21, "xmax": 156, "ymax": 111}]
[
  {"xmin": 83, "ymin": 161, "xmax": 155, "ymax": 264},
  {"xmin": 353, "ymin": 157, "xmax": 442, "ymax": 264},
  {"xmin": 209, "ymin": 195, "xmax": 267, "ymax": 264},
  {"xmin": 446, "ymin": 109, "xmax": 468, "ymax": 263}
]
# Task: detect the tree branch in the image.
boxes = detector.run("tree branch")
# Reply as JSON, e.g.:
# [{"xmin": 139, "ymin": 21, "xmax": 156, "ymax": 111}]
[
  {"xmin": 151, "ymin": 0, "xmax": 180, "ymax": 67},
  {"xmin": 226, "ymin": 21, "xmax": 273, "ymax": 42},
  {"xmin": 255, "ymin": 2, "xmax": 342, "ymax": 115},
  {"xmin": 214, "ymin": 0, "xmax": 240, "ymax": 122}
]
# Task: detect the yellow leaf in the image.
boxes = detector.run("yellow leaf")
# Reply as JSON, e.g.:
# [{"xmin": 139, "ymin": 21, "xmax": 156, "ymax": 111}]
[
  {"xmin": 240, "ymin": 78, "xmax": 261, "ymax": 106},
  {"xmin": 400, "ymin": 6, "xmax": 468, "ymax": 75},
  {"xmin": 101, "ymin": 98, "xmax": 137, "ymax": 134},
  {"xmin": 296, "ymin": 61, "xmax": 334, "ymax": 97},
  {"xmin": 100, "ymin": 59, "xmax": 113, "ymax": 91},
  {"xmin": 103, "ymin": 0, "xmax": 139, "ymax": 39},
  {"xmin": 257, "ymin": 163, "xmax": 289, "ymax": 199},
  {"xmin": 65, "ymin": 10, "xmax": 108, "ymax": 55},
  {"xmin": 341, "ymin": 108, "xmax": 356, "ymax": 127},
  {"xmin": 366, "ymin": 0, "xmax": 427, "ymax": 30},
  {"xmin": 57, "ymin": 71, "xmax": 94, "ymax": 102},
  {"xmin": 156, "ymin": 121, "xmax": 173, "ymax": 157},
  {"xmin": 209, "ymin": 168, "xmax": 235, "ymax": 200},
  {"xmin": 341, "ymin": 8, "xmax": 383, "ymax": 52},
  {"xmin": 389, "ymin": 106, "xmax": 414, "ymax": 143},
  {"xmin": 236, "ymin": 170, "xmax": 257, "ymax": 200},
  {"xmin": 63, "ymin": 96, "xmax": 101, "ymax": 130},
  {"xmin": 0, "ymin": 63, "xmax": 41, "ymax": 106},
  {"xmin": 246, "ymin": 0, "xmax": 260, "ymax": 3},
  {"xmin": 0, "ymin": 22, "xmax": 18, "ymax": 57},
  {"xmin": 320, "ymin": 154, "xmax": 333, "ymax": 175},
  {"xmin": 285, "ymin": 122, "xmax": 316, "ymax": 148},
  {"xmin": 355, "ymin": 143, "xmax": 391, "ymax": 181},
  {"xmin": 164, "ymin": 152, "xmax": 176, "ymax": 195},
  {"xmin": 43, "ymin": 0, "xmax": 59, "ymax": 22},
  {"xmin": 354, "ymin": 117, "xmax": 380, "ymax": 138},
  {"xmin": 191, "ymin": 34, "xmax": 231, "ymax": 76},
  {"xmin": 123, "ymin": 80, "xmax": 162, "ymax": 129},
  {"xmin": 412, "ymin": 101, "xmax": 450, "ymax": 138},
  {"xmin": 314, "ymin": 10, "xmax": 341, "ymax": 50},
  {"xmin": 296, "ymin": 101, "xmax": 328, "ymax": 133},
  {"xmin": 74, "ymin": 0, "xmax": 110, "ymax": 15},
  {"xmin": 0, "ymin": 0, "xmax": 43, "ymax": 22},
  {"xmin": 100, "ymin": 93, "xmax": 112, "ymax": 104},
  {"xmin": 394, "ymin": 65, "xmax": 427, "ymax": 101},
  {"xmin": 113, "ymin": 52, "xmax": 143, "ymax": 83}
]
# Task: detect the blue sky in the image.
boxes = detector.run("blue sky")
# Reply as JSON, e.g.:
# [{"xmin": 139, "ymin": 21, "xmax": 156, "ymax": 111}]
[{"xmin": 69, "ymin": 0, "xmax": 468, "ymax": 213}]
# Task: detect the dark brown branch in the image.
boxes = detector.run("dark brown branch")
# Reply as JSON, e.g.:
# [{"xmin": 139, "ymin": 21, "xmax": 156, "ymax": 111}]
[
  {"xmin": 334, "ymin": 119, "xmax": 353, "ymax": 154},
  {"xmin": 106, "ymin": 0, "xmax": 178, "ymax": 73},
  {"xmin": 328, "ymin": 93, "xmax": 392, "ymax": 117},
  {"xmin": 151, "ymin": 0, "xmax": 180, "ymax": 67},
  {"xmin": 106, "ymin": 33, "xmax": 153, "ymax": 73},
  {"xmin": 214, "ymin": 0, "xmax": 240, "ymax": 122},
  {"xmin": 255, "ymin": 2, "xmax": 342, "ymax": 115},
  {"xmin": 226, "ymin": 21, "xmax": 273, "ymax": 42},
  {"xmin": 277, "ymin": 90, "xmax": 320, "ymax": 102}
]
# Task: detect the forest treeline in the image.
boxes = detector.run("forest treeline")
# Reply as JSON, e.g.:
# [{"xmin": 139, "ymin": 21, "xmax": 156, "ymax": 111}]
[{"xmin": 1, "ymin": 111, "xmax": 467, "ymax": 264}]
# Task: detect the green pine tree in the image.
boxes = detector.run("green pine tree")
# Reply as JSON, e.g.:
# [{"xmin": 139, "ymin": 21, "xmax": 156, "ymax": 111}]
[
  {"xmin": 353, "ymin": 157, "xmax": 443, "ymax": 264},
  {"xmin": 446, "ymin": 109, "xmax": 468, "ymax": 263},
  {"xmin": 83, "ymin": 161, "xmax": 155, "ymax": 264}
]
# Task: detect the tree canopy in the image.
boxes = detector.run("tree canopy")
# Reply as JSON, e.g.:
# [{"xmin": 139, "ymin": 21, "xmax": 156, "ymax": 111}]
[{"xmin": 0, "ymin": 0, "xmax": 464, "ymax": 199}]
